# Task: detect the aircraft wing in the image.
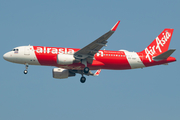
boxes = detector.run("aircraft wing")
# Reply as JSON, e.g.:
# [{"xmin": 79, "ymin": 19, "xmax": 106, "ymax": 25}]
[
  {"xmin": 69, "ymin": 69, "xmax": 102, "ymax": 76},
  {"xmin": 74, "ymin": 21, "xmax": 120, "ymax": 62}
]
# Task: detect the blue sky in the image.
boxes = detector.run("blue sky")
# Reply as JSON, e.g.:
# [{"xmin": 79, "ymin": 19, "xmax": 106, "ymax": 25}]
[{"xmin": 0, "ymin": 0, "xmax": 180, "ymax": 120}]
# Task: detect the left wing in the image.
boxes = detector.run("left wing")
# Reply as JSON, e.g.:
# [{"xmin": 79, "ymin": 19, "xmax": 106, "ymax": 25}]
[
  {"xmin": 93, "ymin": 69, "xmax": 101, "ymax": 76},
  {"xmin": 74, "ymin": 21, "xmax": 120, "ymax": 62},
  {"xmin": 69, "ymin": 69, "xmax": 102, "ymax": 76}
]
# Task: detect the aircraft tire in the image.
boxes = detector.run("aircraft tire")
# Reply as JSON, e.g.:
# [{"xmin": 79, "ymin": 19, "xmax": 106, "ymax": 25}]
[
  {"xmin": 84, "ymin": 67, "xmax": 89, "ymax": 74},
  {"xmin": 24, "ymin": 70, "xmax": 28, "ymax": 74},
  {"xmin": 80, "ymin": 76, "xmax": 86, "ymax": 83}
]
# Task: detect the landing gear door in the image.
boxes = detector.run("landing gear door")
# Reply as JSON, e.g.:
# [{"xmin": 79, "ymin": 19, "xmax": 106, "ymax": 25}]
[{"xmin": 24, "ymin": 47, "xmax": 30, "ymax": 55}]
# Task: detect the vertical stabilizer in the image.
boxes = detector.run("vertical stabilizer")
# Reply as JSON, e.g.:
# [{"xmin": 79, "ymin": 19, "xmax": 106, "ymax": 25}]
[{"xmin": 140, "ymin": 29, "xmax": 174, "ymax": 62}]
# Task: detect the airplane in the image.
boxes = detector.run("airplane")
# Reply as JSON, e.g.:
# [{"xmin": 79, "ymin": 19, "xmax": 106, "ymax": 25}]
[{"xmin": 3, "ymin": 21, "xmax": 176, "ymax": 83}]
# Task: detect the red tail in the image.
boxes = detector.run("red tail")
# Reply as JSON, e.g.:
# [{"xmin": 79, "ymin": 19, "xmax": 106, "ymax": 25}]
[{"xmin": 140, "ymin": 28, "xmax": 174, "ymax": 62}]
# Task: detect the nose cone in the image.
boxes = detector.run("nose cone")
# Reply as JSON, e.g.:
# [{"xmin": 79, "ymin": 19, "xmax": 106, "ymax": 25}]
[
  {"xmin": 3, "ymin": 53, "xmax": 8, "ymax": 60},
  {"xmin": 3, "ymin": 52, "xmax": 11, "ymax": 62}
]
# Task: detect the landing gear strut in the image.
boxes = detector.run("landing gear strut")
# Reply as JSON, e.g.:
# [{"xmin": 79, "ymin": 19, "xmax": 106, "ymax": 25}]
[
  {"xmin": 24, "ymin": 63, "xmax": 28, "ymax": 74},
  {"xmin": 80, "ymin": 59, "xmax": 90, "ymax": 83},
  {"xmin": 81, "ymin": 59, "xmax": 89, "ymax": 74}
]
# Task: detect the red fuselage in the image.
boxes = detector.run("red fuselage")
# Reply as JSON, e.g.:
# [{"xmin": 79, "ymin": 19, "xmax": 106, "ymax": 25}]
[{"xmin": 33, "ymin": 46, "xmax": 176, "ymax": 70}]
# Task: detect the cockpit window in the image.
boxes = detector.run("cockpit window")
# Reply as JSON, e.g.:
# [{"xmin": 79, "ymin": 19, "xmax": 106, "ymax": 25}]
[
  {"xmin": 12, "ymin": 49, "xmax": 19, "ymax": 53},
  {"xmin": 12, "ymin": 49, "xmax": 19, "ymax": 51}
]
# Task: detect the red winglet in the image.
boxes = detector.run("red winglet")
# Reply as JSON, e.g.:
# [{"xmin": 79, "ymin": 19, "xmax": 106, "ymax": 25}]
[
  {"xmin": 94, "ymin": 69, "xmax": 101, "ymax": 76},
  {"xmin": 111, "ymin": 21, "xmax": 120, "ymax": 31}
]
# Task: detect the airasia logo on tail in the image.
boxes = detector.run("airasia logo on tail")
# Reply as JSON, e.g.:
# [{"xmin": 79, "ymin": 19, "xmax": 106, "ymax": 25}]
[{"xmin": 145, "ymin": 31, "xmax": 171, "ymax": 62}]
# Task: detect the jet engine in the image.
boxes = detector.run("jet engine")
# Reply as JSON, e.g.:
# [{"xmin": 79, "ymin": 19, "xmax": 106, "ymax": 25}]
[
  {"xmin": 57, "ymin": 54, "xmax": 75, "ymax": 65},
  {"xmin": 52, "ymin": 68, "xmax": 76, "ymax": 79}
]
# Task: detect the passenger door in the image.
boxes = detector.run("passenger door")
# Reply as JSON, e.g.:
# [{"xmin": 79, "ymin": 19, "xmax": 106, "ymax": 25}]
[{"xmin": 24, "ymin": 47, "xmax": 30, "ymax": 55}]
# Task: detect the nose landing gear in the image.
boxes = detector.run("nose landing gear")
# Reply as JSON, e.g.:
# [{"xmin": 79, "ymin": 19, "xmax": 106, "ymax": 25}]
[
  {"xmin": 24, "ymin": 63, "xmax": 28, "ymax": 74},
  {"xmin": 24, "ymin": 70, "xmax": 28, "ymax": 74}
]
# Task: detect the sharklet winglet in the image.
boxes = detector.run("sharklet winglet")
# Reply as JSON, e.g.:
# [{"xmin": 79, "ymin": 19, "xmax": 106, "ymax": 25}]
[{"xmin": 111, "ymin": 21, "xmax": 120, "ymax": 31}]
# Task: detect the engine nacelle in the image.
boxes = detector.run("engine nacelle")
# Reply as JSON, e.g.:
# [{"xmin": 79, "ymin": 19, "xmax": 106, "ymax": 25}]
[
  {"xmin": 52, "ymin": 68, "xmax": 76, "ymax": 79},
  {"xmin": 57, "ymin": 54, "xmax": 75, "ymax": 65}
]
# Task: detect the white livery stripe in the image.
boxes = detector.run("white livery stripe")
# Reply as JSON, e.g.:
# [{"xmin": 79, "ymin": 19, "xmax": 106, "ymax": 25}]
[{"xmin": 125, "ymin": 52, "xmax": 145, "ymax": 69}]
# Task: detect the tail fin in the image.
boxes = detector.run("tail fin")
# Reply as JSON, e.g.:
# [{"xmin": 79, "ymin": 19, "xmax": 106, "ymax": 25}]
[{"xmin": 140, "ymin": 28, "xmax": 174, "ymax": 62}]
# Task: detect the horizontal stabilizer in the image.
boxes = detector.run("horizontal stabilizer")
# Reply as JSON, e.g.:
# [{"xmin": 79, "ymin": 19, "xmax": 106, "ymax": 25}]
[{"xmin": 153, "ymin": 49, "xmax": 176, "ymax": 61}]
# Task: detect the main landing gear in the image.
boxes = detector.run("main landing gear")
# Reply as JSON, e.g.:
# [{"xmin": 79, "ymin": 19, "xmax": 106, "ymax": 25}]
[
  {"xmin": 80, "ymin": 67, "xmax": 90, "ymax": 83},
  {"xmin": 80, "ymin": 59, "xmax": 89, "ymax": 83},
  {"xmin": 24, "ymin": 63, "xmax": 28, "ymax": 74}
]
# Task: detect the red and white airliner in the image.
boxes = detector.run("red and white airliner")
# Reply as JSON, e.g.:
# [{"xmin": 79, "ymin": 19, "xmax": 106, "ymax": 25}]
[{"xmin": 3, "ymin": 21, "xmax": 176, "ymax": 83}]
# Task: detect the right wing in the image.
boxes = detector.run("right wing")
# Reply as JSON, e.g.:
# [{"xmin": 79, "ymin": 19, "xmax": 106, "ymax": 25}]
[{"xmin": 74, "ymin": 21, "xmax": 120, "ymax": 62}]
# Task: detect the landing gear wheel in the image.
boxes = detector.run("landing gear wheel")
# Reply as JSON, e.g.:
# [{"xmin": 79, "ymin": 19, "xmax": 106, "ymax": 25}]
[
  {"xmin": 84, "ymin": 67, "xmax": 89, "ymax": 74},
  {"xmin": 80, "ymin": 76, "xmax": 86, "ymax": 83},
  {"xmin": 24, "ymin": 70, "xmax": 28, "ymax": 74},
  {"xmin": 24, "ymin": 63, "xmax": 29, "ymax": 74}
]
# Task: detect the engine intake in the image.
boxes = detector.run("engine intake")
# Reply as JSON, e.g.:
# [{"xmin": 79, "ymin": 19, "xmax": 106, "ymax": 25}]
[
  {"xmin": 53, "ymin": 68, "xmax": 76, "ymax": 79},
  {"xmin": 57, "ymin": 54, "xmax": 75, "ymax": 65}
]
